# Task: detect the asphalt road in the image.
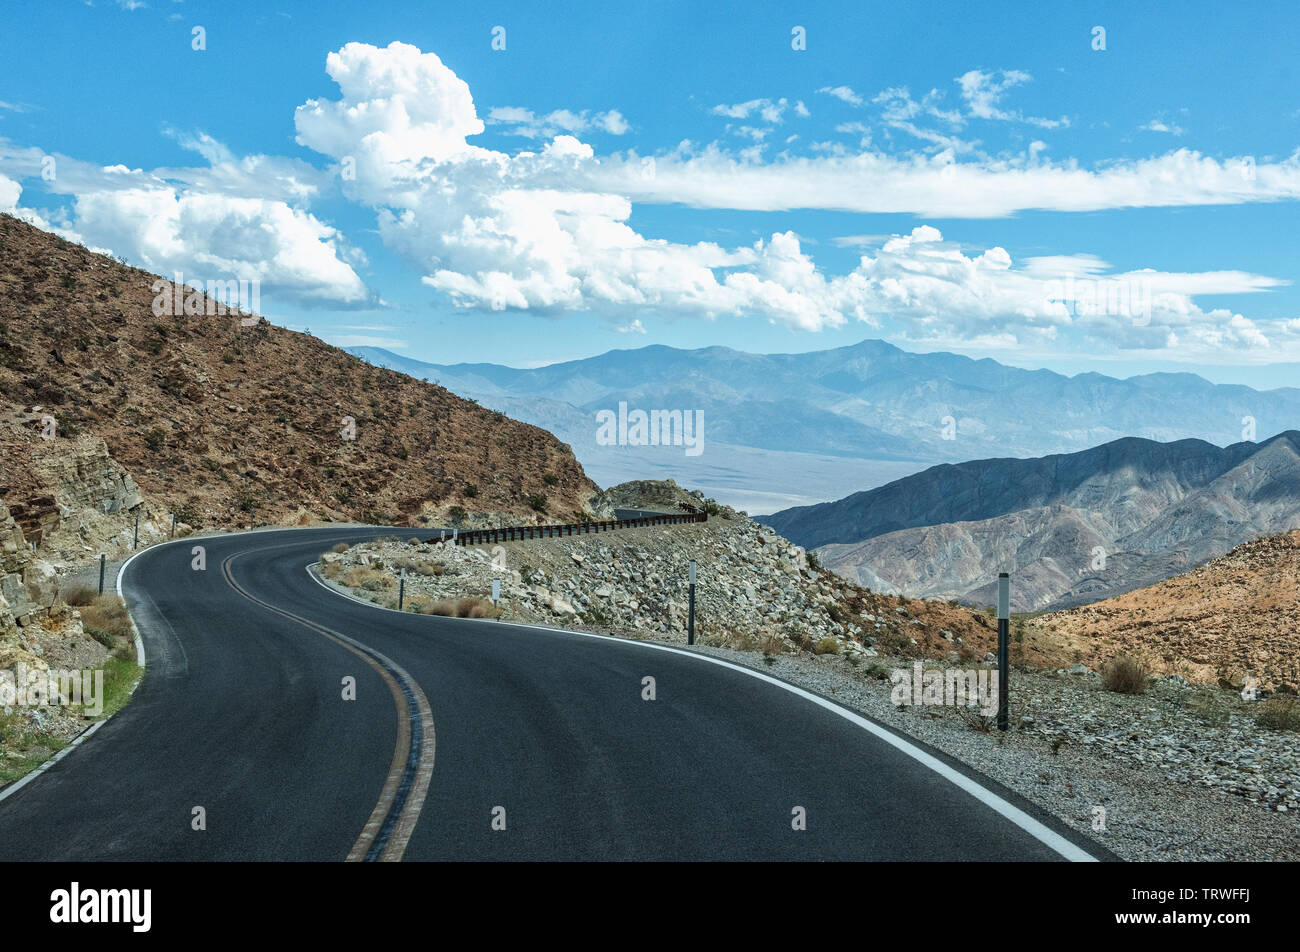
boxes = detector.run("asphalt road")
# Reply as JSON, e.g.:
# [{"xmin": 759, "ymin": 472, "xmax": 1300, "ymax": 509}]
[{"xmin": 0, "ymin": 527, "xmax": 1107, "ymax": 861}]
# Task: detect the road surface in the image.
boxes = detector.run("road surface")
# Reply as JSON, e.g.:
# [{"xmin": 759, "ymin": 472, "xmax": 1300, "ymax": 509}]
[{"xmin": 0, "ymin": 527, "xmax": 1106, "ymax": 861}]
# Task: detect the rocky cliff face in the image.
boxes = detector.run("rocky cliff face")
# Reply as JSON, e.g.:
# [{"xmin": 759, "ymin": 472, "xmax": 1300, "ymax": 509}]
[
  {"xmin": 1, "ymin": 427, "xmax": 148, "ymax": 562},
  {"xmin": 0, "ymin": 497, "xmax": 65, "ymax": 649},
  {"xmin": 769, "ymin": 432, "xmax": 1300, "ymax": 611}
]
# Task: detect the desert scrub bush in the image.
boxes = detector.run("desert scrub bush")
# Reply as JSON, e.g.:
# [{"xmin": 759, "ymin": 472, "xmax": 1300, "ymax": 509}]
[
  {"xmin": 331, "ymin": 542, "xmax": 350, "ymax": 553},
  {"xmin": 1101, "ymin": 654, "xmax": 1150, "ymax": 694},
  {"xmin": 787, "ymin": 624, "xmax": 813, "ymax": 653},
  {"xmin": 1252, "ymin": 697, "xmax": 1300, "ymax": 732},
  {"xmin": 542, "ymin": 473, "xmax": 559, "ymax": 486},
  {"xmin": 757, "ymin": 632, "xmax": 785, "ymax": 658},
  {"xmin": 813, "ymin": 636, "xmax": 841, "ymax": 655},
  {"xmin": 61, "ymin": 584, "xmax": 97, "ymax": 607},
  {"xmin": 805, "ymin": 550, "xmax": 820, "ymax": 572},
  {"xmin": 463, "ymin": 482, "xmax": 478, "ymax": 498},
  {"xmin": 961, "ymin": 708, "xmax": 997, "ymax": 733},
  {"xmin": 414, "ymin": 561, "xmax": 445, "ymax": 576},
  {"xmin": 79, "ymin": 595, "xmax": 133, "ymax": 650},
  {"xmin": 320, "ymin": 561, "xmax": 343, "ymax": 580},
  {"xmin": 1186, "ymin": 692, "xmax": 1232, "ymax": 727},
  {"xmin": 709, "ymin": 628, "xmax": 756, "ymax": 651},
  {"xmin": 144, "ymin": 426, "xmax": 167, "ymax": 452},
  {"xmin": 343, "ymin": 567, "xmax": 388, "ymax": 589},
  {"xmin": 420, "ymin": 597, "xmax": 500, "ymax": 619},
  {"xmin": 527, "ymin": 493, "xmax": 547, "ymax": 513}
]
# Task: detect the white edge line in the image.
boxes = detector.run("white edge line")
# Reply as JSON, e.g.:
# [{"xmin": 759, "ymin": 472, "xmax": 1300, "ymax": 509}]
[
  {"xmin": 304, "ymin": 563, "xmax": 1101, "ymax": 863},
  {"xmin": 115, "ymin": 547, "xmax": 151, "ymax": 666},
  {"xmin": 0, "ymin": 716, "xmax": 108, "ymax": 805},
  {"xmin": 1, "ymin": 530, "xmax": 392, "ymax": 805},
  {"xmin": 0, "ymin": 541, "xmax": 179, "ymax": 804}
]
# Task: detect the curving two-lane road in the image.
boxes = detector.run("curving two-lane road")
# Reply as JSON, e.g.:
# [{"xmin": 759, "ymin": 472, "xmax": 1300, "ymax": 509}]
[{"xmin": 0, "ymin": 527, "xmax": 1108, "ymax": 861}]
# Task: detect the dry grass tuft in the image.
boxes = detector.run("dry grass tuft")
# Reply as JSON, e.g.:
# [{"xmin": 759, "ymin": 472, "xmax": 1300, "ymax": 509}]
[
  {"xmin": 420, "ymin": 597, "xmax": 501, "ymax": 619},
  {"xmin": 61, "ymin": 584, "xmax": 97, "ymax": 607},
  {"xmin": 1101, "ymin": 654, "xmax": 1150, "ymax": 694},
  {"xmin": 1253, "ymin": 697, "xmax": 1300, "ymax": 732}
]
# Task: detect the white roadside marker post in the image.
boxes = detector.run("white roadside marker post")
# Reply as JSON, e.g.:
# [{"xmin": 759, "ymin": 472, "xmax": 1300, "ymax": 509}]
[
  {"xmin": 688, "ymin": 559, "xmax": 696, "ymax": 646},
  {"xmin": 997, "ymin": 572, "xmax": 1010, "ymax": 731}
]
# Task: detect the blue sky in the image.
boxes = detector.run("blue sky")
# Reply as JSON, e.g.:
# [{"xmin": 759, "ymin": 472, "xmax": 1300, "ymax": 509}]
[{"xmin": 3, "ymin": 0, "xmax": 1300, "ymax": 384}]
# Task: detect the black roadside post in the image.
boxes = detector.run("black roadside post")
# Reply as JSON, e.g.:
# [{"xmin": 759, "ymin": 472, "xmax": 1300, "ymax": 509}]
[
  {"xmin": 997, "ymin": 572, "xmax": 1010, "ymax": 731},
  {"xmin": 133, "ymin": 510, "xmax": 140, "ymax": 550},
  {"xmin": 98, "ymin": 553, "xmax": 106, "ymax": 596},
  {"xmin": 398, "ymin": 566, "xmax": 406, "ymax": 611},
  {"xmin": 687, "ymin": 558, "xmax": 696, "ymax": 646}
]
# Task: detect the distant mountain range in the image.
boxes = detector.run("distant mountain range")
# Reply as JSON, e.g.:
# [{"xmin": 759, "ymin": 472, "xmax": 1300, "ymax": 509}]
[
  {"xmin": 350, "ymin": 340, "xmax": 1300, "ymax": 513},
  {"xmin": 762, "ymin": 432, "xmax": 1300, "ymax": 611}
]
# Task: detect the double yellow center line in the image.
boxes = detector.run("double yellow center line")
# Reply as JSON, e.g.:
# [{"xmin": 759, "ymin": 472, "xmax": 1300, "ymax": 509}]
[{"xmin": 220, "ymin": 545, "xmax": 435, "ymax": 862}]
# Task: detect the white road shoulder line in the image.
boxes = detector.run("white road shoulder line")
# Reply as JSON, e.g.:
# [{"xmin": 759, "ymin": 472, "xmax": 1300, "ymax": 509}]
[
  {"xmin": 0, "ymin": 718, "xmax": 108, "ymax": 805},
  {"xmin": 306, "ymin": 566, "xmax": 1101, "ymax": 862}
]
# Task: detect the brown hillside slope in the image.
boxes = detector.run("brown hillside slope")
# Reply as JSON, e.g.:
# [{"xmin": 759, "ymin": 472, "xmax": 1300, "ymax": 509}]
[
  {"xmin": 0, "ymin": 214, "xmax": 599, "ymax": 535},
  {"xmin": 1033, "ymin": 530, "xmax": 1300, "ymax": 692}
]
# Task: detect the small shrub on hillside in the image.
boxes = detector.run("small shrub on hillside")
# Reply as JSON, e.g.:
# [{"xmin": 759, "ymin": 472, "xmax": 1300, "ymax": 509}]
[
  {"xmin": 527, "ymin": 493, "xmax": 547, "ymax": 513},
  {"xmin": 1101, "ymin": 654, "xmax": 1149, "ymax": 694},
  {"xmin": 1253, "ymin": 697, "xmax": 1300, "ymax": 732},
  {"xmin": 79, "ymin": 596, "xmax": 134, "ymax": 653},
  {"xmin": 62, "ymin": 584, "xmax": 97, "ymax": 607},
  {"xmin": 1186, "ymin": 693, "xmax": 1231, "ymax": 727},
  {"xmin": 813, "ymin": 637, "xmax": 840, "ymax": 656},
  {"xmin": 331, "ymin": 542, "xmax": 350, "ymax": 553},
  {"xmin": 420, "ymin": 597, "xmax": 500, "ymax": 619}
]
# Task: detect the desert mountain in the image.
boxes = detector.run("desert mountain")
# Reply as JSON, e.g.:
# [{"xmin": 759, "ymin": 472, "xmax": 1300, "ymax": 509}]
[
  {"xmin": 1032, "ymin": 530, "xmax": 1300, "ymax": 693},
  {"xmin": 0, "ymin": 214, "xmax": 599, "ymax": 551},
  {"xmin": 351, "ymin": 341, "xmax": 1300, "ymax": 512},
  {"xmin": 765, "ymin": 433, "xmax": 1300, "ymax": 611}
]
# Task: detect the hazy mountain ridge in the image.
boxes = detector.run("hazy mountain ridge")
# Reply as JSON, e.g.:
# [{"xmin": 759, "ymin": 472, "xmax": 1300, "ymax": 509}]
[
  {"xmin": 766, "ymin": 432, "xmax": 1300, "ymax": 611},
  {"xmin": 352, "ymin": 342, "xmax": 1300, "ymax": 512}
]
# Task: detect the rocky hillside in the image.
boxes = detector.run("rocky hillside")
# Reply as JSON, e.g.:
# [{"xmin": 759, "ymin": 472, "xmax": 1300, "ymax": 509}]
[
  {"xmin": 1032, "ymin": 530, "xmax": 1300, "ymax": 693},
  {"xmin": 767, "ymin": 433, "xmax": 1300, "ymax": 611},
  {"xmin": 0, "ymin": 214, "xmax": 599, "ymax": 547},
  {"xmin": 317, "ymin": 481, "xmax": 1061, "ymax": 669}
]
